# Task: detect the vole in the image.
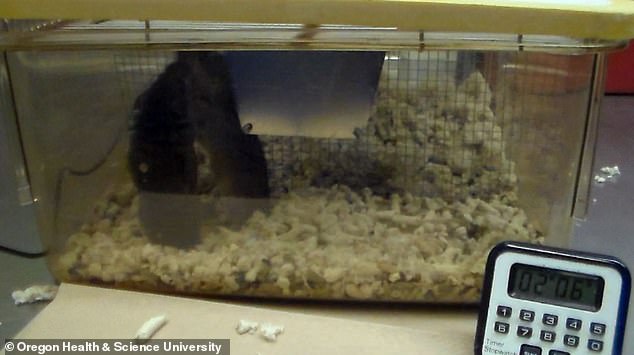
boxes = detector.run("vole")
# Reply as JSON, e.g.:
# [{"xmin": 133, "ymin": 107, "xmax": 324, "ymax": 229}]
[{"xmin": 128, "ymin": 51, "xmax": 270, "ymax": 248}]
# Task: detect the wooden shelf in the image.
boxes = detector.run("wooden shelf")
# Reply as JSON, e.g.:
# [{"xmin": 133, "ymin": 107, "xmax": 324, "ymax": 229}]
[{"xmin": 2, "ymin": 0, "xmax": 634, "ymax": 40}]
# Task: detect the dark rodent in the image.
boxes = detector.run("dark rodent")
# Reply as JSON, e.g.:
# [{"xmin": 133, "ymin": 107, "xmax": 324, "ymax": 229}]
[{"xmin": 128, "ymin": 51, "xmax": 270, "ymax": 247}]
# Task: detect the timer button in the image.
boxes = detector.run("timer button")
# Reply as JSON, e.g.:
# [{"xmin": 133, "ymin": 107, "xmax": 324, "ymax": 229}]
[
  {"xmin": 494, "ymin": 321, "xmax": 510, "ymax": 334},
  {"xmin": 588, "ymin": 339, "xmax": 603, "ymax": 352},
  {"xmin": 565, "ymin": 318, "xmax": 582, "ymax": 331},
  {"xmin": 540, "ymin": 330, "xmax": 556, "ymax": 343},
  {"xmin": 517, "ymin": 325, "xmax": 532, "ymax": 338},
  {"xmin": 563, "ymin": 335, "xmax": 579, "ymax": 348},
  {"xmin": 497, "ymin": 305, "xmax": 512, "ymax": 318},
  {"xmin": 590, "ymin": 322, "xmax": 606, "ymax": 336},
  {"xmin": 543, "ymin": 314, "xmax": 558, "ymax": 326},
  {"xmin": 520, "ymin": 344, "xmax": 542, "ymax": 355},
  {"xmin": 519, "ymin": 309, "xmax": 535, "ymax": 322}
]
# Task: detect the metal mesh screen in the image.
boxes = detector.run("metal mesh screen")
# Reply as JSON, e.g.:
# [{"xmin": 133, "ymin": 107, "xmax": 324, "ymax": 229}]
[
  {"xmin": 256, "ymin": 50, "xmax": 516, "ymax": 202},
  {"xmin": 113, "ymin": 50, "xmax": 591, "ymax": 205},
  {"xmin": 114, "ymin": 51, "xmax": 176, "ymax": 112}
]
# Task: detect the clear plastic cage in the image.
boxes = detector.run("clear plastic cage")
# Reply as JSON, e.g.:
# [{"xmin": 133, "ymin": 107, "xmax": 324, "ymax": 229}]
[{"xmin": 0, "ymin": 20, "xmax": 617, "ymax": 302}]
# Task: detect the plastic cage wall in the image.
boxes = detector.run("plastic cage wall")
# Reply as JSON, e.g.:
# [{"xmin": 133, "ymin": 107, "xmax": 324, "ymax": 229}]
[{"xmin": 0, "ymin": 21, "xmax": 617, "ymax": 302}]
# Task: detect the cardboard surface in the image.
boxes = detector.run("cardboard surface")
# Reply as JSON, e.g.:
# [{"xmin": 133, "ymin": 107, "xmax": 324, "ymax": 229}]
[{"xmin": 7, "ymin": 283, "xmax": 475, "ymax": 354}]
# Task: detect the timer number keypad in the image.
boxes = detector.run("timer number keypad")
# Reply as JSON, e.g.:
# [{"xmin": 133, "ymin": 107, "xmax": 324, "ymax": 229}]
[
  {"xmin": 540, "ymin": 330, "xmax": 556, "ymax": 342},
  {"xmin": 520, "ymin": 309, "xmax": 535, "ymax": 322},
  {"xmin": 563, "ymin": 335, "xmax": 579, "ymax": 348},
  {"xmin": 495, "ymin": 321, "xmax": 510, "ymax": 334},
  {"xmin": 565, "ymin": 318, "xmax": 582, "ymax": 331},
  {"xmin": 517, "ymin": 326, "xmax": 533, "ymax": 338},
  {"xmin": 497, "ymin": 305, "xmax": 512, "ymax": 318},
  {"xmin": 493, "ymin": 305, "xmax": 610, "ymax": 353},
  {"xmin": 588, "ymin": 340, "xmax": 603, "ymax": 352},
  {"xmin": 520, "ymin": 344, "xmax": 542, "ymax": 355},
  {"xmin": 590, "ymin": 323, "xmax": 606, "ymax": 336},
  {"xmin": 543, "ymin": 314, "xmax": 558, "ymax": 326}
]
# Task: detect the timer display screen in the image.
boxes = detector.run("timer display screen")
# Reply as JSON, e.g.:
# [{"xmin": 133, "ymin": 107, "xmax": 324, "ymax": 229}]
[{"xmin": 508, "ymin": 263, "xmax": 605, "ymax": 311}]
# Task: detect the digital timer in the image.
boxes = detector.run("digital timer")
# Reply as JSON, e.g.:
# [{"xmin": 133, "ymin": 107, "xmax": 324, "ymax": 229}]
[
  {"xmin": 508, "ymin": 264, "xmax": 604, "ymax": 312},
  {"xmin": 475, "ymin": 241, "xmax": 631, "ymax": 355}
]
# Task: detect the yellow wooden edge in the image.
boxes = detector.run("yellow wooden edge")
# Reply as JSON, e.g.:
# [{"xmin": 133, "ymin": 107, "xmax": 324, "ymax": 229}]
[{"xmin": 2, "ymin": 0, "xmax": 634, "ymax": 40}]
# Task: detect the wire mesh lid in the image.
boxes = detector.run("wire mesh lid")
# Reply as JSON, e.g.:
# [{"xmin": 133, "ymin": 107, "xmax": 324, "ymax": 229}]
[{"xmin": 2, "ymin": 0, "xmax": 634, "ymax": 40}]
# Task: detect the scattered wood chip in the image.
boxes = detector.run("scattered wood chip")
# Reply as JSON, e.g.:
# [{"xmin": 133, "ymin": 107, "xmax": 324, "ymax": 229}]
[
  {"xmin": 12, "ymin": 285, "xmax": 58, "ymax": 305},
  {"xmin": 135, "ymin": 314, "xmax": 167, "ymax": 341},
  {"xmin": 236, "ymin": 320, "xmax": 259, "ymax": 335},
  {"xmin": 260, "ymin": 323, "xmax": 284, "ymax": 342}
]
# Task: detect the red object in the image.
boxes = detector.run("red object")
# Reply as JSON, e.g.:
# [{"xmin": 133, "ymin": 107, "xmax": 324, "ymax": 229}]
[{"xmin": 605, "ymin": 40, "xmax": 634, "ymax": 94}]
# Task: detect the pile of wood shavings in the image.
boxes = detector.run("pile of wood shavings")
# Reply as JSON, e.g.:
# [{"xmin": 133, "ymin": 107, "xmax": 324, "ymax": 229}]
[
  {"xmin": 262, "ymin": 72, "xmax": 517, "ymax": 202},
  {"xmin": 54, "ymin": 183, "xmax": 540, "ymax": 302}
]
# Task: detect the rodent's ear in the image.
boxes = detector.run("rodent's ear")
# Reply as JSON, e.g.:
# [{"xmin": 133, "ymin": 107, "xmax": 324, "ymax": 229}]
[
  {"xmin": 176, "ymin": 50, "xmax": 208, "ymax": 66},
  {"xmin": 195, "ymin": 52, "xmax": 232, "ymax": 81},
  {"xmin": 176, "ymin": 51, "xmax": 193, "ymax": 63}
]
